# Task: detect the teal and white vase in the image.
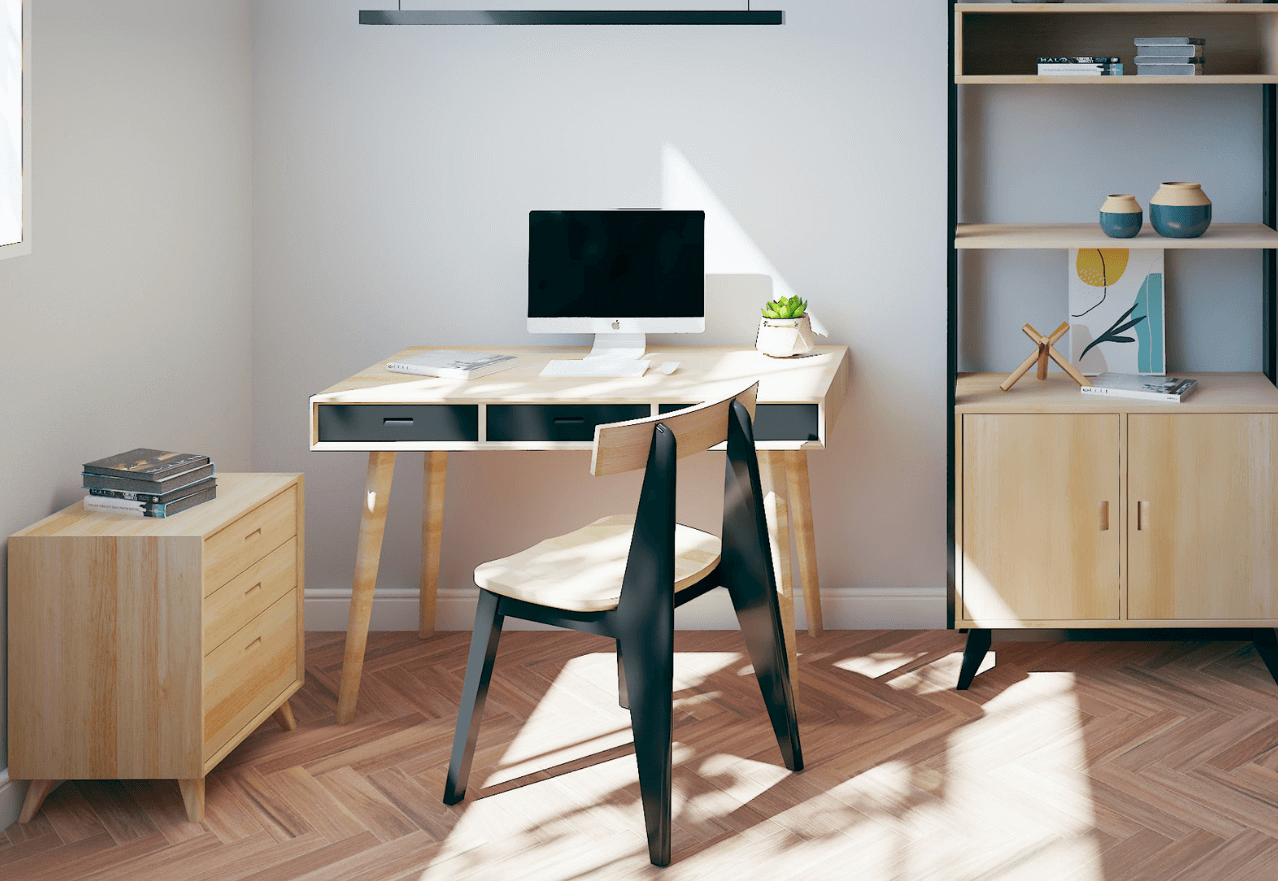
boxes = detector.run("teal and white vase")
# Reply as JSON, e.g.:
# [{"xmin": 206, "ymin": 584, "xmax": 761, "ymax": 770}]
[
  {"xmin": 1099, "ymin": 194, "xmax": 1143, "ymax": 239},
  {"xmin": 1150, "ymin": 182, "xmax": 1212, "ymax": 238}
]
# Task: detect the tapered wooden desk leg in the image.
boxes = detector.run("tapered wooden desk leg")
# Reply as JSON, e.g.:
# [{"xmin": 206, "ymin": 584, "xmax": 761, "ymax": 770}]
[
  {"xmin": 178, "ymin": 778, "xmax": 205, "ymax": 823},
  {"xmin": 420, "ymin": 451, "xmax": 447, "ymax": 638},
  {"xmin": 760, "ymin": 451, "xmax": 800, "ymax": 713},
  {"xmin": 272, "ymin": 699, "xmax": 297, "ymax": 731},
  {"xmin": 784, "ymin": 451, "xmax": 823, "ymax": 636},
  {"xmin": 18, "ymin": 780, "xmax": 56, "ymax": 823},
  {"xmin": 337, "ymin": 451, "xmax": 397, "ymax": 724}
]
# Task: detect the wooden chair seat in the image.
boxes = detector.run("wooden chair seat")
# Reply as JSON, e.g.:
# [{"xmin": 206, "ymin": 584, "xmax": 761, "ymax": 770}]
[{"xmin": 474, "ymin": 514, "xmax": 722, "ymax": 613}]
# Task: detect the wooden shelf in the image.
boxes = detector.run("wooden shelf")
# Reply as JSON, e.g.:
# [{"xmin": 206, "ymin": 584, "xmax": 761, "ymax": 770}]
[
  {"xmin": 955, "ymin": 223, "xmax": 1278, "ymax": 250},
  {"xmin": 957, "ymin": 74, "xmax": 1278, "ymax": 85},
  {"xmin": 957, "ymin": 3, "xmax": 1278, "ymax": 14},
  {"xmin": 956, "ymin": 371, "xmax": 1278, "ymax": 414}
]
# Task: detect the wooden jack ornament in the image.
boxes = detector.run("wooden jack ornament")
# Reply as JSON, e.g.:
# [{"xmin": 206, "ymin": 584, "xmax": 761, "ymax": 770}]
[{"xmin": 999, "ymin": 322, "xmax": 1091, "ymax": 391}]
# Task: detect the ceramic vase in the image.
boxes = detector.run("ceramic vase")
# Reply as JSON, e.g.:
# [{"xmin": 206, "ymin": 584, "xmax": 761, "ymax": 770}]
[
  {"xmin": 1149, "ymin": 182, "xmax": 1212, "ymax": 238},
  {"xmin": 756, "ymin": 315, "xmax": 815, "ymax": 358},
  {"xmin": 1099, "ymin": 194, "xmax": 1143, "ymax": 238}
]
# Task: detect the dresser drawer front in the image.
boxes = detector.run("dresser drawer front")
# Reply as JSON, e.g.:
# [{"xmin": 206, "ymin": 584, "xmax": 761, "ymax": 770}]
[
  {"xmin": 317, "ymin": 404, "xmax": 480, "ymax": 442},
  {"xmin": 487, "ymin": 404, "xmax": 650, "ymax": 442},
  {"xmin": 204, "ymin": 486, "xmax": 297, "ymax": 593},
  {"xmin": 204, "ymin": 538, "xmax": 298, "ymax": 656},
  {"xmin": 203, "ymin": 591, "xmax": 298, "ymax": 761}
]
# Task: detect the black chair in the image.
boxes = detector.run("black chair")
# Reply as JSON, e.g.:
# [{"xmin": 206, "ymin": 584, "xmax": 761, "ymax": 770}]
[{"xmin": 441, "ymin": 383, "xmax": 803, "ymax": 867}]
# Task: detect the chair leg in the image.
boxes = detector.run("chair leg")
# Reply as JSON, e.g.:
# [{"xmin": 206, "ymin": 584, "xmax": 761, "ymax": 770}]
[
  {"xmin": 443, "ymin": 589, "xmax": 504, "ymax": 805},
  {"xmin": 619, "ymin": 624, "xmax": 673, "ymax": 867},
  {"xmin": 616, "ymin": 640, "xmax": 629, "ymax": 710},
  {"xmin": 957, "ymin": 628, "xmax": 992, "ymax": 690},
  {"xmin": 727, "ymin": 574, "xmax": 803, "ymax": 773}
]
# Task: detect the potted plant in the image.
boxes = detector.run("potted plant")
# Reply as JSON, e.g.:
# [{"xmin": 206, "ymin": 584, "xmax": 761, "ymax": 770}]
[{"xmin": 756, "ymin": 295, "xmax": 815, "ymax": 357}]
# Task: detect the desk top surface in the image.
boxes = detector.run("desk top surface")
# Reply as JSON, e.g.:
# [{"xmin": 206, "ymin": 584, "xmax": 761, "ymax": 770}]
[{"xmin": 313, "ymin": 345, "xmax": 850, "ymax": 407}]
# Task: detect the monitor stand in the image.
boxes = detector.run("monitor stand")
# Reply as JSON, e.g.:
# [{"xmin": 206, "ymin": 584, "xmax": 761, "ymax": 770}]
[{"xmin": 585, "ymin": 332, "xmax": 646, "ymax": 360}]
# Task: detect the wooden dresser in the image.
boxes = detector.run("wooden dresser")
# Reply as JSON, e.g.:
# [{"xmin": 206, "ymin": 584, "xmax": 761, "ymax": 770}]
[{"xmin": 7, "ymin": 472, "xmax": 305, "ymax": 823}]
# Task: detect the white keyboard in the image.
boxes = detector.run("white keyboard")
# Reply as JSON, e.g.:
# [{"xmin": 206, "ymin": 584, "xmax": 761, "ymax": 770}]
[{"xmin": 540, "ymin": 359, "xmax": 651, "ymax": 378}]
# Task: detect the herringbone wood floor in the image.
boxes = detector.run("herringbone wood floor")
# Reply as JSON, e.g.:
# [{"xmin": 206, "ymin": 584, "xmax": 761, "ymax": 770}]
[{"xmin": 7, "ymin": 629, "xmax": 1278, "ymax": 880}]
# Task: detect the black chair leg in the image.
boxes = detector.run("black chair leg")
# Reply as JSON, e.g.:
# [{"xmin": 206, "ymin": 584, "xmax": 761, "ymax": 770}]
[
  {"xmin": 443, "ymin": 589, "xmax": 504, "ymax": 805},
  {"xmin": 619, "ymin": 625, "xmax": 673, "ymax": 867},
  {"xmin": 727, "ymin": 575, "xmax": 803, "ymax": 772},
  {"xmin": 957, "ymin": 628, "xmax": 992, "ymax": 690},
  {"xmin": 616, "ymin": 640, "xmax": 629, "ymax": 709},
  {"xmin": 1254, "ymin": 629, "xmax": 1278, "ymax": 686}
]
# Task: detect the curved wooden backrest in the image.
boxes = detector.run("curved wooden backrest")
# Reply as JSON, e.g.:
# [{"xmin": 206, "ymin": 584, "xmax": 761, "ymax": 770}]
[{"xmin": 590, "ymin": 383, "xmax": 759, "ymax": 477}]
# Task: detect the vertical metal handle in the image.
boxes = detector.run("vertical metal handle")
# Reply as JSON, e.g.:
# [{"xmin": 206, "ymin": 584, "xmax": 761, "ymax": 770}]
[{"xmin": 1098, "ymin": 501, "xmax": 1109, "ymax": 531}]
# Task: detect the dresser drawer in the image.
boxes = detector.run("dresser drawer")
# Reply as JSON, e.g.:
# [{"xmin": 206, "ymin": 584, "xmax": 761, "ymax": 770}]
[
  {"xmin": 204, "ymin": 538, "xmax": 298, "ymax": 656},
  {"xmin": 317, "ymin": 404, "xmax": 480, "ymax": 442},
  {"xmin": 204, "ymin": 486, "xmax": 297, "ymax": 593},
  {"xmin": 203, "ymin": 591, "xmax": 298, "ymax": 761},
  {"xmin": 487, "ymin": 404, "xmax": 650, "ymax": 442}
]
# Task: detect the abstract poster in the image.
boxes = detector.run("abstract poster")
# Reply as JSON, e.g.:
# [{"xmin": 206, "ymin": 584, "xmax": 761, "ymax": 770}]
[{"xmin": 1068, "ymin": 247, "xmax": 1165, "ymax": 376}]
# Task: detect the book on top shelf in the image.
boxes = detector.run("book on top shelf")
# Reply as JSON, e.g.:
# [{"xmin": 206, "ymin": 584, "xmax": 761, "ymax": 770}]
[
  {"xmin": 82, "ymin": 462, "xmax": 216, "ymax": 494},
  {"xmin": 1080, "ymin": 373, "xmax": 1199, "ymax": 404},
  {"xmin": 386, "ymin": 351, "xmax": 518, "ymax": 380},
  {"xmin": 1133, "ymin": 44, "xmax": 1203, "ymax": 58},
  {"xmin": 83, "ymin": 448, "xmax": 210, "ymax": 481},
  {"xmin": 1134, "ymin": 37, "xmax": 1204, "ymax": 46}
]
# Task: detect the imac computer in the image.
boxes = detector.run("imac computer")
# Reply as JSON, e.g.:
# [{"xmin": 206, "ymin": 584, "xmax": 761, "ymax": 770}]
[{"xmin": 529, "ymin": 210, "xmax": 705, "ymax": 375}]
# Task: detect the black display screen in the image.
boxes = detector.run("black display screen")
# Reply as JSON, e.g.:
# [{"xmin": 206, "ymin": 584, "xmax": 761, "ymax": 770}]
[{"xmin": 528, "ymin": 210, "xmax": 705, "ymax": 318}]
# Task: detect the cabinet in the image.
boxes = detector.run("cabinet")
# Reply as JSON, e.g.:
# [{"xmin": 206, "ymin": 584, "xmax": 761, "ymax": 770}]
[
  {"xmin": 948, "ymin": 3, "xmax": 1278, "ymax": 688},
  {"xmin": 7, "ymin": 473, "xmax": 305, "ymax": 823}
]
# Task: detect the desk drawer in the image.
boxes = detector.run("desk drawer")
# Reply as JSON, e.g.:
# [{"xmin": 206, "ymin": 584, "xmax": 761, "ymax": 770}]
[
  {"xmin": 487, "ymin": 404, "xmax": 650, "ymax": 442},
  {"xmin": 658, "ymin": 403, "xmax": 819, "ymax": 442},
  {"xmin": 204, "ymin": 538, "xmax": 297, "ymax": 656},
  {"xmin": 317, "ymin": 404, "xmax": 479, "ymax": 442},
  {"xmin": 204, "ymin": 487, "xmax": 297, "ymax": 593},
  {"xmin": 203, "ymin": 590, "xmax": 298, "ymax": 761}
]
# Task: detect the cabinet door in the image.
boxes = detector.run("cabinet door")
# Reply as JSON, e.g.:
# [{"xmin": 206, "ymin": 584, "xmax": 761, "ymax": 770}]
[
  {"xmin": 1129, "ymin": 414, "xmax": 1278, "ymax": 621},
  {"xmin": 962, "ymin": 414, "xmax": 1120, "ymax": 623}
]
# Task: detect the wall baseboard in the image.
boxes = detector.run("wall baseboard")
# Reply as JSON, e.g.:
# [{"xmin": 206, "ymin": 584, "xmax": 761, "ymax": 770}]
[
  {"xmin": 303, "ymin": 586, "xmax": 946, "ymax": 632},
  {"xmin": 0, "ymin": 769, "xmax": 21, "ymax": 831}
]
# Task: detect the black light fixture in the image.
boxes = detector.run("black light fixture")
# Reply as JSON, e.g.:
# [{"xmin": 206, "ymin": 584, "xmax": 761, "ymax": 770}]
[{"xmin": 358, "ymin": 6, "xmax": 783, "ymax": 25}]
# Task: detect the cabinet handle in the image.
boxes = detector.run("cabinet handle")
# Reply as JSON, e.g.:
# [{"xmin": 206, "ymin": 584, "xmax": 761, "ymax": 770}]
[
  {"xmin": 245, "ymin": 527, "xmax": 262, "ymax": 542},
  {"xmin": 245, "ymin": 581, "xmax": 262, "ymax": 597},
  {"xmin": 245, "ymin": 636, "xmax": 262, "ymax": 652},
  {"xmin": 1137, "ymin": 501, "xmax": 1150, "ymax": 531},
  {"xmin": 1098, "ymin": 501, "xmax": 1109, "ymax": 531}
]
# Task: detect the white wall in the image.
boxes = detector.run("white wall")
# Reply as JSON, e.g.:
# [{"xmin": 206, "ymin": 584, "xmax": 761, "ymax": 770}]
[
  {"xmin": 0, "ymin": 0, "xmax": 253, "ymax": 830},
  {"xmin": 251, "ymin": 0, "xmax": 951, "ymax": 632}
]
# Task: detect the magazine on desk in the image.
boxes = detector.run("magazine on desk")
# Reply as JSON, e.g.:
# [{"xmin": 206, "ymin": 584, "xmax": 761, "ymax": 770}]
[
  {"xmin": 1081, "ymin": 373, "xmax": 1199, "ymax": 403},
  {"xmin": 386, "ymin": 351, "xmax": 517, "ymax": 380}
]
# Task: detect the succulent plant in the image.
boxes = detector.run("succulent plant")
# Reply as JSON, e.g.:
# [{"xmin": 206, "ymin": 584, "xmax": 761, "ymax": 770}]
[{"xmin": 761, "ymin": 295, "xmax": 808, "ymax": 320}]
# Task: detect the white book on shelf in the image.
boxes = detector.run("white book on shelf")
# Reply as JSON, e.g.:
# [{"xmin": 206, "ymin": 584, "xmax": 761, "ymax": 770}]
[
  {"xmin": 386, "ymin": 350, "xmax": 518, "ymax": 379},
  {"xmin": 1080, "ymin": 373, "xmax": 1198, "ymax": 403}
]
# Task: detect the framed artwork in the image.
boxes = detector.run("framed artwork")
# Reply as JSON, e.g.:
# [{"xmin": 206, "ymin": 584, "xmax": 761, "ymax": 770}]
[
  {"xmin": 1, "ymin": 0, "xmax": 29, "ymax": 258},
  {"xmin": 1068, "ymin": 247, "xmax": 1165, "ymax": 376}
]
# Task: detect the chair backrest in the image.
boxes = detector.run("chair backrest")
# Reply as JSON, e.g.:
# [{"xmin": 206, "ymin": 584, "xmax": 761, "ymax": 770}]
[{"xmin": 590, "ymin": 384, "xmax": 759, "ymax": 477}]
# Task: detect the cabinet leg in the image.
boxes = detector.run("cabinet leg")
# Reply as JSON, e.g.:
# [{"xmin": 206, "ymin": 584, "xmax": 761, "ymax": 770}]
[
  {"xmin": 957, "ymin": 628, "xmax": 992, "ymax": 690},
  {"xmin": 337, "ymin": 451, "xmax": 397, "ymax": 724},
  {"xmin": 178, "ymin": 778, "xmax": 205, "ymax": 823},
  {"xmin": 1254, "ymin": 629, "xmax": 1278, "ymax": 686},
  {"xmin": 18, "ymin": 780, "xmax": 57, "ymax": 823},
  {"xmin": 272, "ymin": 699, "xmax": 297, "ymax": 731}
]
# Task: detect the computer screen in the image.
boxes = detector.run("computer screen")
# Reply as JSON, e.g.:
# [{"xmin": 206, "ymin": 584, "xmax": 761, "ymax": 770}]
[{"xmin": 527, "ymin": 210, "xmax": 705, "ymax": 355}]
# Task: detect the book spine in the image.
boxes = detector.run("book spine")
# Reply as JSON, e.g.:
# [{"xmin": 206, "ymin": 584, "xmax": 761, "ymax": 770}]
[
  {"xmin": 83, "ymin": 456, "xmax": 210, "ymax": 481},
  {"xmin": 84, "ymin": 487, "xmax": 216, "ymax": 517},
  {"xmin": 1080, "ymin": 386, "xmax": 1178, "ymax": 403},
  {"xmin": 87, "ymin": 477, "xmax": 216, "ymax": 503},
  {"xmin": 84, "ymin": 496, "xmax": 146, "ymax": 515},
  {"xmin": 82, "ymin": 463, "xmax": 217, "ymax": 493}
]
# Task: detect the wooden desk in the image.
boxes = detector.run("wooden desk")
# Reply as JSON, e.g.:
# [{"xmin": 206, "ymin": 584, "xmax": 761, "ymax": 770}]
[{"xmin": 310, "ymin": 345, "xmax": 850, "ymax": 722}]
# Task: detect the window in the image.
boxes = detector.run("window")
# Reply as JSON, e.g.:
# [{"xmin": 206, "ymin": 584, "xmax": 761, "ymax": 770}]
[{"xmin": 1, "ymin": 0, "xmax": 27, "ymax": 258}]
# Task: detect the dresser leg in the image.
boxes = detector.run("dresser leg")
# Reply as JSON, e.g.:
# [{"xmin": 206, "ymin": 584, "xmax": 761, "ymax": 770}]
[
  {"xmin": 18, "ymin": 780, "xmax": 56, "ymax": 823},
  {"xmin": 1253, "ymin": 629, "xmax": 1278, "ymax": 686},
  {"xmin": 420, "ymin": 451, "xmax": 448, "ymax": 638},
  {"xmin": 784, "ymin": 450, "xmax": 824, "ymax": 636},
  {"xmin": 272, "ymin": 699, "xmax": 297, "ymax": 731},
  {"xmin": 337, "ymin": 451, "xmax": 397, "ymax": 724},
  {"xmin": 760, "ymin": 451, "xmax": 800, "ymax": 714},
  {"xmin": 957, "ymin": 628, "xmax": 992, "ymax": 690},
  {"xmin": 178, "ymin": 778, "xmax": 205, "ymax": 823}
]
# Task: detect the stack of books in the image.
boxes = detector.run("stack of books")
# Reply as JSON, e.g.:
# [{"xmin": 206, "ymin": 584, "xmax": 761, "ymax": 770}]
[
  {"xmin": 1037, "ymin": 56, "xmax": 1123, "ymax": 76},
  {"xmin": 82, "ymin": 448, "xmax": 217, "ymax": 517},
  {"xmin": 1134, "ymin": 37, "xmax": 1205, "ymax": 76}
]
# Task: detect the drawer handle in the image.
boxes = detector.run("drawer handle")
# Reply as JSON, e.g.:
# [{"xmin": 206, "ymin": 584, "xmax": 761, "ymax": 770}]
[
  {"xmin": 1137, "ymin": 501, "xmax": 1150, "ymax": 531},
  {"xmin": 384, "ymin": 418, "xmax": 414, "ymax": 426},
  {"xmin": 245, "ymin": 527, "xmax": 262, "ymax": 542},
  {"xmin": 245, "ymin": 636, "xmax": 262, "ymax": 652},
  {"xmin": 553, "ymin": 417, "xmax": 585, "ymax": 425},
  {"xmin": 245, "ymin": 582, "xmax": 263, "ymax": 597},
  {"xmin": 1098, "ymin": 501, "xmax": 1109, "ymax": 532}
]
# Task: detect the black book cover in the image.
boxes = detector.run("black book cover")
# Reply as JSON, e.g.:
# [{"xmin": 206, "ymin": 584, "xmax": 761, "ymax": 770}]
[
  {"xmin": 83, "ymin": 462, "xmax": 216, "ymax": 494},
  {"xmin": 87, "ymin": 476, "xmax": 217, "ymax": 504},
  {"xmin": 83, "ymin": 448, "xmax": 210, "ymax": 481}
]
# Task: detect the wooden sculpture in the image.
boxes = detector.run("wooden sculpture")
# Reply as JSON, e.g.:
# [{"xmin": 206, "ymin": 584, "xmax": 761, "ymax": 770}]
[{"xmin": 999, "ymin": 321, "xmax": 1091, "ymax": 391}]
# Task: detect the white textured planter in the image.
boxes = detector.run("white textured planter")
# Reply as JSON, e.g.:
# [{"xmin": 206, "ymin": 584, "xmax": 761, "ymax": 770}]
[{"xmin": 755, "ymin": 314, "xmax": 815, "ymax": 358}]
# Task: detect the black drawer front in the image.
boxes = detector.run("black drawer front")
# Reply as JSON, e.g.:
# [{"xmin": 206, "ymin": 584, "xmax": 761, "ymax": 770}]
[
  {"xmin": 487, "ymin": 404, "xmax": 649, "ymax": 442},
  {"xmin": 659, "ymin": 402, "xmax": 818, "ymax": 442},
  {"xmin": 318, "ymin": 404, "xmax": 479, "ymax": 442}
]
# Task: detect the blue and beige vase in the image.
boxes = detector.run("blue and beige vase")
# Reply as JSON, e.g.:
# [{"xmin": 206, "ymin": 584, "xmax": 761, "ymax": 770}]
[
  {"xmin": 1099, "ymin": 194, "xmax": 1143, "ymax": 238},
  {"xmin": 1149, "ymin": 182, "xmax": 1212, "ymax": 238}
]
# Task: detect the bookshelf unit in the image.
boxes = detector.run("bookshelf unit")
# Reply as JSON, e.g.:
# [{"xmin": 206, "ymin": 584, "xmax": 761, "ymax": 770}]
[{"xmin": 947, "ymin": 2, "xmax": 1278, "ymax": 688}]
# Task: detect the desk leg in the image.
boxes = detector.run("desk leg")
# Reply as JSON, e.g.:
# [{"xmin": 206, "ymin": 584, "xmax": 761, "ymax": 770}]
[
  {"xmin": 784, "ymin": 451, "xmax": 824, "ymax": 637},
  {"xmin": 337, "ymin": 451, "xmax": 397, "ymax": 724},
  {"xmin": 420, "ymin": 451, "xmax": 447, "ymax": 638},
  {"xmin": 759, "ymin": 451, "xmax": 799, "ymax": 713}
]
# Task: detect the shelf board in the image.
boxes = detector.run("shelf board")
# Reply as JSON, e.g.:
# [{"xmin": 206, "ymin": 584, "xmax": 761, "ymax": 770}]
[
  {"xmin": 956, "ymin": 372, "xmax": 1278, "ymax": 415},
  {"xmin": 955, "ymin": 223, "xmax": 1278, "ymax": 250},
  {"xmin": 956, "ymin": 3, "xmax": 1278, "ymax": 14},
  {"xmin": 957, "ymin": 74, "xmax": 1278, "ymax": 85}
]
